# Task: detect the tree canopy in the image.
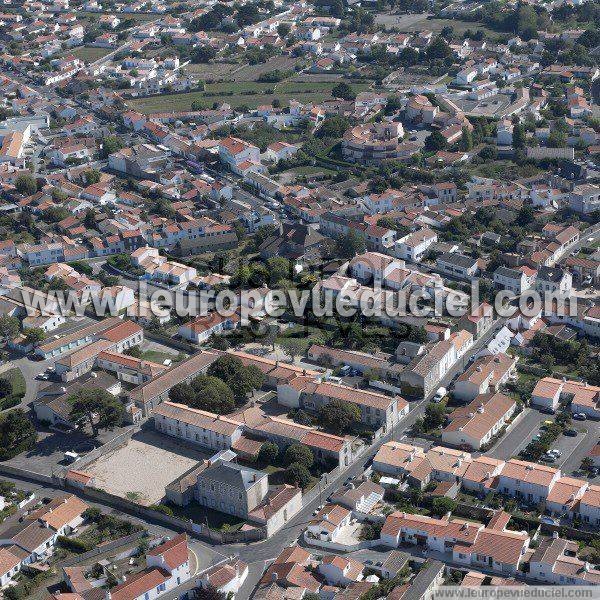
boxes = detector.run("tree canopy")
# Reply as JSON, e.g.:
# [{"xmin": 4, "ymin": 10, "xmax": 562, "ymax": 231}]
[
  {"xmin": 169, "ymin": 375, "xmax": 235, "ymax": 414},
  {"xmin": 0, "ymin": 410, "xmax": 37, "ymax": 461},
  {"xmin": 207, "ymin": 355, "xmax": 265, "ymax": 401},
  {"xmin": 68, "ymin": 388, "xmax": 124, "ymax": 436},
  {"xmin": 318, "ymin": 399, "xmax": 361, "ymax": 435}
]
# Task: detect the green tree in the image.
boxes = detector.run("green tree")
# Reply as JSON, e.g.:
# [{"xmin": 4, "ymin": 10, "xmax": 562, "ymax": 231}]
[
  {"xmin": 424, "ymin": 130, "xmax": 447, "ymax": 152},
  {"xmin": 0, "ymin": 316, "xmax": 20, "ymax": 342},
  {"xmin": 432, "ymin": 496, "xmax": 457, "ymax": 516},
  {"xmin": 426, "ymin": 36, "xmax": 452, "ymax": 60},
  {"xmin": 423, "ymin": 402, "xmax": 445, "ymax": 430},
  {"xmin": 190, "ymin": 375, "xmax": 235, "ymax": 413},
  {"xmin": 68, "ymin": 388, "xmax": 124, "ymax": 436},
  {"xmin": 0, "ymin": 378, "xmax": 12, "ymax": 398},
  {"xmin": 512, "ymin": 123, "xmax": 526, "ymax": 149},
  {"xmin": 193, "ymin": 584, "xmax": 227, "ymax": 600},
  {"xmin": 24, "ymin": 328, "xmax": 45, "ymax": 346},
  {"xmin": 82, "ymin": 169, "xmax": 101, "ymax": 185},
  {"xmin": 100, "ymin": 135, "xmax": 124, "ymax": 158},
  {"xmin": 335, "ymin": 229, "xmax": 366, "ymax": 259},
  {"xmin": 316, "ymin": 116, "xmax": 350, "ymax": 139},
  {"xmin": 258, "ymin": 441, "xmax": 279, "ymax": 465},
  {"xmin": 14, "ymin": 173, "xmax": 37, "ymax": 196},
  {"xmin": 279, "ymin": 337, "xmax": 306, "ymax": 363},
  {"xmin": 207, "ymin": 355, "xmax": 265, "ymax": 400},
  {"xmin": 318, "ymin": 399, "xmax": 361, "ymax": 435},
  {"xmin": 277, "ymin": 23, "xmax": 291, "ymax": 38},
  {"xmin": 0, "ymin": 410, "xmax": 37, "ymax": 461},
  {"xmin": 459, "ymin": 127, "xmax": 473, "ymax": 151},
  {"xmin": 284, "ymin": 444, "xmax": 314, "ymax": 468},
  {"xmin": 284, "ymin": 462, "xmax": 312, "ymax": 488},
  {"xmin": 266, "ymin": 257, "xmax": 291, "ymax": 285},
  {"xmin": 331, "ymin": 82, "xmax": 356, "ymax": 101}
]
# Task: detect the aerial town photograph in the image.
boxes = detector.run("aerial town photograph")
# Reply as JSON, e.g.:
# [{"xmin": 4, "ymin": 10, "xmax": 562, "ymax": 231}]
[{"xmin": 0, "ymin": 0, "xmax": 598, "ymax": 596}]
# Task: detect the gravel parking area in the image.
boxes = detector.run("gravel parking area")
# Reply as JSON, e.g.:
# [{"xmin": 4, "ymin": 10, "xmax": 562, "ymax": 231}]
[{"xmin": 86, "ymin": 430, "xmax": 209, "ymax": 505}]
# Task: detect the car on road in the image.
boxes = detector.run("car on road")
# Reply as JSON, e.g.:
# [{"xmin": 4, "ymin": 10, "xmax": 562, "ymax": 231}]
[
  {"xmin": 573, "ymin": 413, "xmax": 587, "ymax": 421},
  {"xmin": 564, "ymin": 429, "xmax": 578, "ymax": 436},
  {"xmin": 35, "ymin": 372, "xmax": 49, "ymax": 380},
  {"xmin": 589, "ymin": 467, "xmax": 599, "ymax": 477}
]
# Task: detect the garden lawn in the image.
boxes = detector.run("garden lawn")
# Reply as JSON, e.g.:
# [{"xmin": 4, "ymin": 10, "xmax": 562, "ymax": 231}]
[
  {"xmin": 129, "ymin": 81, "xmax": 372, "ymax": 113},
  {"xmin": 0, "ymin": 368, "xmax": 25, "ymax": 410}
]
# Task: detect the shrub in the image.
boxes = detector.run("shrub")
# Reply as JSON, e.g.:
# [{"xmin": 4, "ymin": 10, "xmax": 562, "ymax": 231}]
[{"xmin": 57, "ymin": 535, "xmax": 90, "ymax": 553}]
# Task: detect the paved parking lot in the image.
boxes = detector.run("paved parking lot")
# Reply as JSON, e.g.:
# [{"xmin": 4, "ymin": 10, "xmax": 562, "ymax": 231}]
[
  {"xmin": 86, "ymin": 430, "xmax": 209, "ymax": 505},
  {"xmin": 486, "ymin": 408, "xmax": 545, "ymax": 460}
]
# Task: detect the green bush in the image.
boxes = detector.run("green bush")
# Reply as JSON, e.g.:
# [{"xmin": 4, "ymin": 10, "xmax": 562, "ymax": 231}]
[{"xmin": 57, "ymin": 535, "xmax": 91, "ymax": 553}]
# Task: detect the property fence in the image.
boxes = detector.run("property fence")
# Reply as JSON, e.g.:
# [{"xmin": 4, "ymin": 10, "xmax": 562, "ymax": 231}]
[
  {"xmin": 144, "ymin": 330, "xmax": 199, "ymax": 354},
  {"xmin": 63, "ymin": 427, "xmax": 138, "ymax": 474},
  {"xmin": 60, "ymin": 531, "xmax": 146, "ymax": 567}
]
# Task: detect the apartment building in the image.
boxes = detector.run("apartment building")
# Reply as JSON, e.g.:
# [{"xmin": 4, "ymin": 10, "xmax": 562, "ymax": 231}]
[
  {"xmin": 153, "ymin": 401, "xmax": 244, "ymax": 452},
  {"xmin": 496, "ymin": 459, "xmax": 561, "ymax": 505}
]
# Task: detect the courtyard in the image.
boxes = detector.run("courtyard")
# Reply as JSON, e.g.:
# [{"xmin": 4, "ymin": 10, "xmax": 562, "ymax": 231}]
[{"xmin": 85, "ymin": 429, "xmax": 209, "ymax": 505}]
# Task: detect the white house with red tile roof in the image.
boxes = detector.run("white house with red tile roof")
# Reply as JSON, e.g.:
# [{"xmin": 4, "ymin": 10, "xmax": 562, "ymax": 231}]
[
  {"xmin": 529, "ymin": 537, "xmax": 600, "ymax": 585},
  {"xmin": 442, "ymin": 392, "xmax": 517, "ymax": 450},
  {"xmin": 200, "ymin": 558, "xmax": 248, "ymax": 597},
  {"xmin": 318, "ymin": 555, "xmax": 364, "ymax": 586},
  {"xmin": 348, "ymin": 251, "xmax": 404, "ymax": 285},
  {"xmin": 153, "ymin": 401, "xmax": 244, "ymax": 452},
  {"xmin": 218, "ymin": 136, "xmax": 260, "ymax": 174},
  {"xmin": 453, "ymin": 353, "xmax": 517, "ymax": 402},
  {"xmin": 577, "ymin": 484, "xmax": 600, "ymax": 527},
  {"xmin": 306, "ymin": 504, "xmax": 352, "ymax": 543},
  {"xmin": 178, "ymin": 312, "xmax": 239, "ymax": 344},
  {"xmin": 381, "ymin": 511, "xmax": 529, "ymax": 576},
  {"xmin": 497, "ymin": 459, "xmax": 561, "ymax": 505},
  {"xmin": 531, "ymin": 377, "xmax": 600, "ymax": 416},
  {"xmin": 109, "ymin": 534, "xmax": 190, "ymax": 600}
]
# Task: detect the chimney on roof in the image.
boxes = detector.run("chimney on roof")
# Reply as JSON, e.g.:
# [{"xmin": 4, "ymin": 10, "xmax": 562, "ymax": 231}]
[
  {"xmin": 553, "ymin": 531, "xmax": 559, "ymax": 539},
  {"xmin": 272, "ymin": 572, "xmax": 278, "ymax": 582},
  {"xmin": 485, "ymin": 471, "xmax": 491, "ymax": 480}
]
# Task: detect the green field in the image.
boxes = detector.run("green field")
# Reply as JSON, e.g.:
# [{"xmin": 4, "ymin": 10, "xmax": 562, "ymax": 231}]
[
  {"xmin": 0, "ymin": 367, "xmax": 25, "ymax": 410},
  {"xmin": 67, "ymin": 46, "xmax": 112, "ymax": 63},
  {"xmin": 129, "ymin": 80, "xmax": 372, "ymax": 113}
]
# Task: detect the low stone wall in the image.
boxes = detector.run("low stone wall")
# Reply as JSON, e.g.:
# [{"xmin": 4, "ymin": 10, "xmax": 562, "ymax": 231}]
[
  {"xmin": 60, "ymin": 531, "xmax": 146, "ymax": 567},
  {"xmin": 302, "ymin": 530, "xmax": 382, "ymax": 553}
]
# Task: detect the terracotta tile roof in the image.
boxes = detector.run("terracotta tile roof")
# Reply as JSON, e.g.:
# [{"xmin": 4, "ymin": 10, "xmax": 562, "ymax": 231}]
[
  {"xmin": 0, "ymin": 547, "xmax": 21, "ymax": 577},
  {"xmin": 444, "ymin": 392, "xmax": 516, "ymax": 444},
  {"xmin": 457, "ymin": 528, "xmax": 529, "ymax": 567},
  {"xmin": 25, "ymin": 494, "xmax": 88, "ymax": 531},
  {"xmin": 153, "ymin": 402, "xmax": 243, "ymax": 436},
  {"xmin": 110, "ymin": 568, "xmax": 170, "ymax": 600},
  {"xmin": 147, "ymin": 533, "xmax": 188, "ymax": 570},
  {"xmin": 499, "ymin": 459, "xmax": 559, "ymax": 487},
  {"xmin": 546, "ymin": 477, "xmax": 587, "ymax": 507},
  {"xmin": 99, "ymin": 319, "xmax": 143, "ymax": 342}
]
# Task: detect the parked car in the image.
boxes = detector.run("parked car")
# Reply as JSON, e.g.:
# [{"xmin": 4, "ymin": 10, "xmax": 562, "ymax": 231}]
[
  {"xmin": 540, "ymin": 516, "xmax": 558, "ymax": 525},
  {"xmin": 573, "ymin": 413, "xmax": 587, "ymax": 421},
  {"xmin": 433, "ymin": 387, "xmax": 447, "ymax": 403},
  {"xmin": 564, "ymin": 429, "xmax": 578, "ymax": 437}
]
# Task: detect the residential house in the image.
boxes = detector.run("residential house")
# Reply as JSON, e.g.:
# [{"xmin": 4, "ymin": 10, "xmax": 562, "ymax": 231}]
[{"xmin": 442, "ymin": 392, "xmax": 517, "ymax": 450}]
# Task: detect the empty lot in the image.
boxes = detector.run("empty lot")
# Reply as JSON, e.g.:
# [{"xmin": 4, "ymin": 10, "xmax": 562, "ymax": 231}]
[{"xmin": 86, "ymin": 430, "xmax": 209, "ymax": 505}]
